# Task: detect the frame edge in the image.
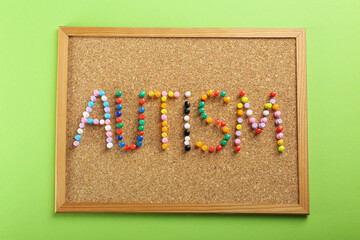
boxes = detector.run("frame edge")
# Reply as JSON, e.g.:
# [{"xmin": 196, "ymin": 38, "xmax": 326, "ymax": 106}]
[
  {"xmin": 296, "ymin": 29, "xmax": 309, "ymax": 214},
  {"xmin": 55, "ymin": 27, "xmax": 69, "ymax": 213},
  {"xmin": 55, "ymin": 27, "xmax": 309, "ymax": 214}
]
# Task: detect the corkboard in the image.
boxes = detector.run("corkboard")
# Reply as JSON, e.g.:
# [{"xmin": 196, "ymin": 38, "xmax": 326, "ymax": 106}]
[{"xmin": 56, "ymin": 27, "xmax": 308, "ymax": 214}]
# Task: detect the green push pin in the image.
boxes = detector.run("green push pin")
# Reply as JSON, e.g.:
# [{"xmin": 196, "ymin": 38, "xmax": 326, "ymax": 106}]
[{"xmin": 221, "ymin": 139, "xmax": 228, "ymax": 145}]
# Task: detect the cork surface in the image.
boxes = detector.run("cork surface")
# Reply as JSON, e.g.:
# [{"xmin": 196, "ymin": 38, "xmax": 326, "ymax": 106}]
[{"xmin": 66, "ymin": 37, "xmax": 298, "ymax": 204}]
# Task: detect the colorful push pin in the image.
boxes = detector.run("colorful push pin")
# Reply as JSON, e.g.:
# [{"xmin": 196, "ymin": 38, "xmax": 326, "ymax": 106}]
[
  {"xmin": 265, "ymin": 103, "xmax": 272, "ymax": 109},
  {"xmin": 270, "ymin": 91, "xmax": 276, "ymax": 98},
  {"xmin": 274, "ymin": 111, "xmax": 281, "ymax": 118},
  {"xmin": 272, "ymin": 104, "xmax": 279, "ymax": 110},
  {"xmin": 185, "ymin": 91, "xmax": 191, "ymax": 97},
  {"xmin": 278, "ymin": 146, "xmax": 285, "ymax": 152},
  {"xmin": 155, "ymin": 91, "xmax": 161, "ymax": 98}
]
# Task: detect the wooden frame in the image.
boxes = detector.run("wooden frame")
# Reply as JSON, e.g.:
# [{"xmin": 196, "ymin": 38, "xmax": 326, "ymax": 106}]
[{"xmin": 56, "ymin": 27, "xmax": 308, "ymax": 214}]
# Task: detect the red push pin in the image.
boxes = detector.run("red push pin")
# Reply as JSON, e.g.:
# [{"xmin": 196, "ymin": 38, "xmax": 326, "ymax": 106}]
[
  {"xmin": 139, "ymin": 114, "xmax": 145, "ymax": 120},
  {"xmin": 209, "ymin": 146, "xmax": 215, "ymax": 152},
  {"xmin": 131, "ymin": 144, "xmax": 137, "ymax": 150},
  {"xmin": 125, "ymin": 144, "xmax": 131, "ymax": 150},
  {"xmin": 117, "ymin": 129, "xmax": 123, "ymax": 135},
  {"xmin": 235, "ymin": 146, "xmax": 241, "ymax": 151},
  {"xmin": 216, "ymin": 145, "xmax": 222, "ymax": 151},
  {"xmin": 140, "ymin": 99, "xmax": 145, "ymax": 104},
  {"xmin": 256, "ymin": 129, "xmax": 262, "ymax": 134},
  {"xmin": 116, "ymin": 98, "xmax": 122, "ymax": 104},
  {"xmin": 270, "ymin": 92, "xmax": 276, "ymax": 98},
  {"xmin": 215, "ymin": 120, "xmax": 220, "ymax": 125},
  {"xmin": 239, "ymin": 91, "xmax": 245, "ymax": 97},
  {"xmin": 138, "ymin": 131, "xmax": 144, "ymax": 136},
  {"xmin": 220, "ymin": 121, "xmax": 226, "ymax": 127},
  {"xmin": 214, "ymin": 90, "xmax": 220, "ymax": 96},
  {"xmin": 277, "ymin": 126, "xmax": 283, "ymax": 133}
]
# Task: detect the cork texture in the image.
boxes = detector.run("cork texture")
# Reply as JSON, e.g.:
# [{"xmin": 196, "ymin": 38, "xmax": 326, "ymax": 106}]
[{"xmin": 66, "ymin": 37, "xmax": 298, "ymax": 204}]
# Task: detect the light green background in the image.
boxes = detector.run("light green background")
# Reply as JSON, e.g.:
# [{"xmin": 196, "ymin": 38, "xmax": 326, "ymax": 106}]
[{"xmin": 1, "ymin": 0, "xmax": 359, "ymax": 239}]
